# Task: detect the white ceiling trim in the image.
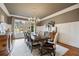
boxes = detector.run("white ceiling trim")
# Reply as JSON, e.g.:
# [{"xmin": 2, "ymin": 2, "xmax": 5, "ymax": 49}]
[
  {"xmin": 10, "ymin": 14, "xmax": 29, "ymax": 19},
  {"xmin": 0, "ymin": 3, "xmax": 29, "ymax": 19},
  {"xmin": 41, "ymin": 3, "xmax": 79, "ymax": 21},
  {"xmin": 0, "ymin": 3, "xmax": 10, "ymax": 16}
]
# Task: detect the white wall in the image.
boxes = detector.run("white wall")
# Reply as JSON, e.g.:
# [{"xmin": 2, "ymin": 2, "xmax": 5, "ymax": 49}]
[
  {"xmin": 36, "ymin": 25, "xmax": 45, "ymax": 35},
  {"xmin": 36, "ymin": 24, "xmax": 49, "ymax": 33},
  {"xmin": 56, "ymin": 21, "xmax": 79, "ymax": 48}
]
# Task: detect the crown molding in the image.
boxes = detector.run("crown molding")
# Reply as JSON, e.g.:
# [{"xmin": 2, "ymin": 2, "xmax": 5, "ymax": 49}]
[
  {"xmin": 0, "ymin": 3, "xmax": 29, "ymax": 20},
  {"xmin": 10, "ymin": 14, "xmax": 29, "ymax": 20},
  {"xmin": 0, "ymin": 3, "xmax": 10, "ymax": 16},
  {"xmin": 41, "ymin": 3, "xmax": 79, "ymax": 21}
]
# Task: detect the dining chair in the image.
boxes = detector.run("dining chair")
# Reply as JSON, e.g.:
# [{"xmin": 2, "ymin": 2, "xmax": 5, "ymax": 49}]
[{"xmin": 40, "ymin": 32, "xmax": 59, "ymax": 56}]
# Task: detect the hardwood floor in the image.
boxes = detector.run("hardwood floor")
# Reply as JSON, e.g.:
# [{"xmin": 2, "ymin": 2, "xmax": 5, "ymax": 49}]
[
  {"xmin": 0, "ymin": 50, "xmax": 9, "ymax": 56},
  {"xmin": 58, "ymin": 43, "xmax": 79, "ymax": 56}
]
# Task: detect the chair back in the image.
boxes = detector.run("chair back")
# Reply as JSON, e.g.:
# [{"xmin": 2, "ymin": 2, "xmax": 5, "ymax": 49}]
[
  {"xmin": 38, "ymin": 31, "xmax": 44, "ymax": 38},
  {"xmin": 53, "ymin": 32, "xmax": 58, "ymax": 44},
  {"xmin": 49, "ymin": 32, "xmax": 56, "ymax": 41}
]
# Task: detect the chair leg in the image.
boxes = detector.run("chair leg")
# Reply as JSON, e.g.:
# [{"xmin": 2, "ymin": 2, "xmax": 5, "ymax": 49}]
[
  {"xmin": 50, "ymin": 53, "xmax": 52, "ymax": 56},
  {"xmin": 39, "ymin": 48, "xmax": 42, "ymax": 56},
  {"xmin": 53, "ymin": 50, "xmax": 55, "ymax": 56}
]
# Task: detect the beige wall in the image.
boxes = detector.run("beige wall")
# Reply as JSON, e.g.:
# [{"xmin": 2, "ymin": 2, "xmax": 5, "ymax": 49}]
[
  {"xmin": 53, "ymin": 8, "xmax": 79, "ymax": 24},
  {"xmin": 0, "ymin": 7, "xmax": 12, "ymax": 33},
  {"xmin": 40, "ymin": 8, "xmax": 79, "ymax": 25},
  {"xmin": 0, "ymin": 7, "xmax": 8, "ymax": 23}
]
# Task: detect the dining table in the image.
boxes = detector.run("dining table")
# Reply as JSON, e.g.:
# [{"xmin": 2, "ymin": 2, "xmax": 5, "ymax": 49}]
[{"xmin": 31, "ymin": 33, "xmax": 50, "ymax": 54}]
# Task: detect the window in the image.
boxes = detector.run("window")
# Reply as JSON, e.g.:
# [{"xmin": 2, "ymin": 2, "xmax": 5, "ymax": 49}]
[{"xmin": 14, "ymin": 19, "xmax": 26, "ymax": 33}]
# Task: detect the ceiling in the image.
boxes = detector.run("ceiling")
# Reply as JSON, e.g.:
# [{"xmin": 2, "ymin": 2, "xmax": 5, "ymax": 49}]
[
  {"xmin": 5, "ymin": 3, "xmax": 75, "ymax": 19},
  {"xmin": 37, "ymin": 8, "xmax": 79, "ymax": 26}
]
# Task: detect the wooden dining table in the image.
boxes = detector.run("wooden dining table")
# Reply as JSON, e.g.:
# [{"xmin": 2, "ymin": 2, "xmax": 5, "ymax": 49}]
[
  {"xmin": 31, "ymin": 34, "xmax": 49, "ymax": 43},
  {"xmin": 31, "ymin": 34, "xmax": 50, "ymax": 54}
]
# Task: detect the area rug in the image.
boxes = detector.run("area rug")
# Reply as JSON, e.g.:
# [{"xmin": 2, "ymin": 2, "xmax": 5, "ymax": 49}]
[
  {"xmin": 32, "ymin": 44, "xmax": 69, "ymax": 56},
  {"xmin": 55, "ymin": 44, "xmax": 69, "ymax": 56},
  {"xmin": 10, "ymin": 39, "xmax": 32, "ymax": 56},
  {"xmin": 10, "ymin": 39, "xmax": 69, "ymax": 56}
]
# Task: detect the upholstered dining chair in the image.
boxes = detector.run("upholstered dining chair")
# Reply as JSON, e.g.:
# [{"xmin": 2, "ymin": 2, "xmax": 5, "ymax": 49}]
[{"xmin": 40, "ymin": 32, "xmax": 59, "ymax": 56}]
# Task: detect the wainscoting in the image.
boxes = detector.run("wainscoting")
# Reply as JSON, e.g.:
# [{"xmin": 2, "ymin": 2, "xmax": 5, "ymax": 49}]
[{"xmin": 56, "ymin": 21, "xmax": 79, "ymax": 48}]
